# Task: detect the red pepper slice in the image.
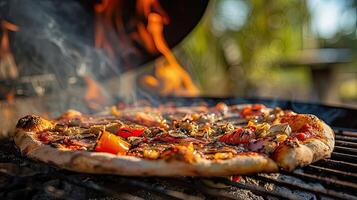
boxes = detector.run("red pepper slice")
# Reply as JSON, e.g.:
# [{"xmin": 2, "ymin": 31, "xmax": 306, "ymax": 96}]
[
  {"xmin": 241, "ymin": 104, "xmax": 266, "ymax": 118},
  {"xmin": 294, "ymin": 132, "xmax": 306, "ymax": 141},
  {"xmin": 117, "ymin": 127, "xmax": 145, "ymax": 138},
  {"xmin": 231, "ymin": 176, "xmax": 241, "ymax": 182},
  {"xmin": 95, "ymin": 131, "xmax": 130, "ymax": 155}
]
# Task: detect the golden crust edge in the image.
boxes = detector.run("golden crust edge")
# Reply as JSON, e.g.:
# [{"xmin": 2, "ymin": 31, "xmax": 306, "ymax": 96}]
[{"xmin": 273, "ymin": 120, "xmax": 334, "ymax": 171}]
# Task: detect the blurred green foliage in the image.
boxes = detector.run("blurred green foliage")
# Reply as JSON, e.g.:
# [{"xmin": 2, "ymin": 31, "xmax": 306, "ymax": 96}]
[
  {"xmin": 179, "ymin": 0, "xmax": 356, "ymax": 106},
  {"xmin": 182, "ymin": 0, "xmax": 309, "ymax": 97}
]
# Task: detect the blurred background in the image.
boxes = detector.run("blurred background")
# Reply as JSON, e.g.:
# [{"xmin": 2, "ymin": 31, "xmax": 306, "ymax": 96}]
[
  {"xmin": 170, "ymin": 0, "xmax": 357, "ymax": 107},
  {"xmin": 0, "ymin": 0, "xmax": 356, "ymax": 137}
]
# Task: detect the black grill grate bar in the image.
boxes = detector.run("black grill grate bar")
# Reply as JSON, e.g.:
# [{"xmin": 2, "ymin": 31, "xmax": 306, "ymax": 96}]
[
  {"xmin": 334, "ymin": 146, "xmax": 357, "ymax": 154},
  {"xmin": 338, "ymin": 131, "xmax": 357, "ymax": 137},
  {"xmin": 253, "ymin": 174, "xmax": 357, "ymax": 200},
  {"xmin": 335, "ymin": 140, "xmax": 357, "ymax": 148},
  {"xmin": 335, "ymin": 135, "xmax": 357, "ymax": 142},
  {"xmin": 210, "ymin": 177, "xmax": 300, "ymax": 200},
  {"xmin": 304, "ymin": 165, "xmax": 357, "ymax": 183},
  {"xmin": 331, "ymin": 152, "xmax": 357, "ymax": 163},
  {"xmin": 191, "ymin": 184, "xmax": 244, "ymax": 200},
  {"xmin": 314, "ymin": 159, "xmax": 357, "ymax": 173},
  {"xmin": 287, "ymin": 170, "xmax": 357, "ymax": 193},
  {"xmin": 59, "ymin": 174, "xmax": 203, "ymax": 200}
]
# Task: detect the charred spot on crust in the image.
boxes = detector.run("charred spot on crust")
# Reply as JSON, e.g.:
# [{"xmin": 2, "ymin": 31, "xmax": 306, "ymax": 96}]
[
  {"xmin": 16, "ymin": 115, "xmax": 41, "ymax": 129},
  {"xmin": 284, "ymin": 138, "xmax": 300, "ymax": 147}
]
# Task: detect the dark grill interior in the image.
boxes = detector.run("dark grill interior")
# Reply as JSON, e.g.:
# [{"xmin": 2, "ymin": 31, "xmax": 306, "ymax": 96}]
[{"xmin": 0, "ymin": 97, "xmax": 356, "ymax": 200}]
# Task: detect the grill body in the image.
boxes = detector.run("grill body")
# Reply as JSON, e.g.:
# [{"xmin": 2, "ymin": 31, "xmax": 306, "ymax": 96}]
[{"xmin": 0, "ymin": 97, "xmax": 356, "ymax": 200}]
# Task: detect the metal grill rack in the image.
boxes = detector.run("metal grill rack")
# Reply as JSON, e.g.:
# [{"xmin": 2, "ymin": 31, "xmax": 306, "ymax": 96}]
[
  {"xmin": 0, "ymin": 129, "xmax": 356, "ymax": 200},
  {"xmin": 1, "ymin": 97, "xmax": 357, "ymax": 199}
]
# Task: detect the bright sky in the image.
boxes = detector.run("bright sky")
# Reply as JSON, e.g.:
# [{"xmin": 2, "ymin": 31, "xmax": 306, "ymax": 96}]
[
  {"xmin": 216, "ymin": 0, "xmax": 357, "ymax": 39},
  {"xmin": 308, "ymin": 0, "xmax": 356, "ymax": 39}
]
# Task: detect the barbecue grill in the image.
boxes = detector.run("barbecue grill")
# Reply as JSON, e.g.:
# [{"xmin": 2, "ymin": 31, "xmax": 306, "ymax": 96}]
[
  {"xmin": 1, "ymin": 97, "xmax": 357, "ymax": 200},
  {"xmin": 1, "ymin": 0, "xmax": 357, "ymax": 199}
]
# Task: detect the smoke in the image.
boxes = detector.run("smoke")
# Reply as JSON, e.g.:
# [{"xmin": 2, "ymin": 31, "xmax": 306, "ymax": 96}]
[
  {"xmin": 0, "ymin": 0, "xmax": 141, "ymax": 112},
  {"xmin": 8, "ymin": 0, "xmax": 120, "ymax": 80}
]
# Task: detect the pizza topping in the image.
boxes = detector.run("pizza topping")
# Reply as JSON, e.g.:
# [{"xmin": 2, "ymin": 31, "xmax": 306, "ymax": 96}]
[
  {"xmin": 291, "ymin": 131, "xmax": 318, "ymax": 141},
  {"xmin": 37, "ymin": 131, "xmax": 51, "ymax": 144},
  {"xmin": 173, "ymin": 119, "xmax": 198, "ymax": 135},
  {"xmin": 219, "ymin": 128, "xmax": 255, "ymax": 145},
  {"xmin": 196, "ymin": 113, "xmax": 217, "ymax": 123},
  {"xmin": 293, "ymin": 132, "xmax": 307, "ymax": 140},
  {"xmin": 283, "ymin": 137, "xmax": 300, "ymax": 147},
  {"xmin": 214, "ymin": 152, "xmax": 234, "ymax": 160},
  {"xmin": 117, "ymin": 126, "xmax": 146, "ymax": 138},
  {"xmin": 153, "ymin": 132, "xmax": 203, "ymax": 143},
  {"xmin": 21, "ymin": 102, "xmax": 331, "ymax": 168},
  {"xmin": 61, "ymin": 127, "xmax": 84, "ymax": 136},
  {"xmin": 212, "ymin": 122, "xmax": 235, "ymax": 135},
  {"xmin": 274, "ymin": 134, "xmax": 288, "ymax": 143},
  {"xmin": 95, "ymin": 131, "xmax": 130, "ymax": 155},
  {"xmin": 196, "ymin": 124, "xmax": 213, "ymax": 138},
  {"xmin": 215, "ymin": 102, "xmax": 229, "ymax": 114},
  {"xmin": 267, "ymin": 123, "xmax": 291, "ymax": 136},
  {"xmin": 253, "ymin": 122, "xmax": 271, "ymax": 137},
  {"xmin": 262, "ymin": 140, "xmax": 278, "ymax": 154},
  {"xmin": 231, "ymin": 176, "xmax": 241, "ymax": 182},
  {"xmin": 104, "ymin": 122, "xmax": 123, "ymax": 134},
  {"xmin": 61, "ymin": 138, "xmax": 89, "ymax": 150},
  {"xmin": 160, "ymin": 143, "xmax": 198, "ymax": 163},
  {"xmin": 143, "ymin": 149, "xmax": 160, "ymax": 159},
  {"xmin": 143, "ymin": 127, "xmax": 165, "ymax": 137},
  {"xmin": 240, "ymin": 104, "xmax": 266, "ymax": 118},
  {"xmin": 264, "ymin": 107, "xmax": 284, "ymax": 122},
  {"xmin": 248, "ymin": 138, "xmax": 280, "ymax": 155},
  {"xmin": 248, "ymin": 138, "xmax": 268, "ymax": 151}
]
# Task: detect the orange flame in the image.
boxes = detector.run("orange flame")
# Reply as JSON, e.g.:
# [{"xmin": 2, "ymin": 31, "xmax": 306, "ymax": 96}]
[
  {"xmin": 0, "ymin": 20, "xmax": 19, "ymax": 80},
  {"xmin": 142, "ymin": 13, "xmax": 199, "ymax": 96},
  {"xmin": 93, "ymin": 0, "xmax": 199, "ymax": 96}
]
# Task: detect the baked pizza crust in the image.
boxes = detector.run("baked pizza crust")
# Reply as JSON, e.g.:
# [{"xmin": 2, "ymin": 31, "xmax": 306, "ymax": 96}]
[
  {"xmin": 14, "ymin": 129, "xmax": 278, "ymax": 176},
  {"xmin": 14, "ymin": 111, "xmax": 334, "ymax": 176},
  {"xmin": 273, "ymin": 116, "xmax": 335, "ymax": 171}
]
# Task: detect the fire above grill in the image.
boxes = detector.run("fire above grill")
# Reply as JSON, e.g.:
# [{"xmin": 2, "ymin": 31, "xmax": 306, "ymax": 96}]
[{"xmin": 0, "ymin": 97, "xmax": 356, "ymax": 200}]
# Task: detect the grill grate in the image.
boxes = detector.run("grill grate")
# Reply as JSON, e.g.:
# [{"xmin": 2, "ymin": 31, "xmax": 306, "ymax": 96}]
[{"xmin": 0, "ymin": 129, "xmax": 356, "ymax": 200}]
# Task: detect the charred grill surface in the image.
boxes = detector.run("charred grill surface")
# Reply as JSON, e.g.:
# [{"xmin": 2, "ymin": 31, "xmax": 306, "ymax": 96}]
[{"xmin": 1, "ymin": 98, "xmax": 356, "ymax": 200}]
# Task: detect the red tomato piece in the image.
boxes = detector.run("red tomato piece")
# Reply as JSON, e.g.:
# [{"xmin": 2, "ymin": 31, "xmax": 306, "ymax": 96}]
[
  {"xmin": 232, "ymin": 176, "xmax": 241, "ymax": 182},
  {"xmin": 117, "ymin": 127, "xmax": 145, "ymax": 138},
  {"xmin": 294, "ymin": 132, "xmax": 306, "ymax": 141}
]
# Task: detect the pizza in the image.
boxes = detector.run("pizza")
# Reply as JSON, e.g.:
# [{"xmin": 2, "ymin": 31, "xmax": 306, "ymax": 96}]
[{"xmin": 14, "ymin": 103, "xmax": 334, "ymax": 176}]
